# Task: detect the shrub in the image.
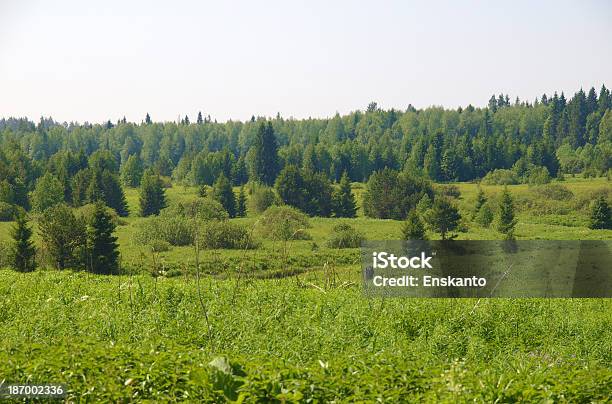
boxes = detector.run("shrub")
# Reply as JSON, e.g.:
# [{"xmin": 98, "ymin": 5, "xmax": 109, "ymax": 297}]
[
  {"xmin": 249, "ymin": 184, "xmax": 278, "ymax": 214},
  {"xmin": 436, "ymin": 184, "xmax": 461, "ymax": 199},
  {"xmin": 198, "ymin": 221, "xmax": 258, "ymax": 250},
  {"xmin": 481, "ymin": 169, "xmax": 519, "ymax": 185},
  {"xmin": 533, "ymin": 184, "xmax": 573, "ymax": 201},
  {"xmin": 76, "ymin": 203, "xmax": 127, "ymax": 227},
  {"xmin": 166, "ymin": 198, "xmax": 229, "ymax": 221},
  {"xmin": 0, "ymin": 202, "xmax": 15, "ymax": 221},
  {"xmin": 526, "ymin": 166, "xmax": 551, "ymax": 185},
  {"xmin": 257, "ymin": 205, "xmax": 311, "ymax": 241},
  {"xmin": 149, "ymin": 239, "xmax": 172, "ymax": 252},
  {"xmin": 326, "ymin": 223, "xmax": 365, "ymax": 249},
  {"xmin": 134, "ymin": 215, "xmax": 194, "ymax": 246}
]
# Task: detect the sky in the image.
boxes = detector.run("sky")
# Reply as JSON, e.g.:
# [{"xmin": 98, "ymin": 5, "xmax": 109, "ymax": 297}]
[{"xmin": 0, "ymin": 0, "xmax": 610, "ymax": 123}]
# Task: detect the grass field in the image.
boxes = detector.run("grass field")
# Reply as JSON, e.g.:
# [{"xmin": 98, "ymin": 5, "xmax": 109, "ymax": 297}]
[{"xmin": 0, "ymin": 178, "xmax": 611, "ymax": 401}]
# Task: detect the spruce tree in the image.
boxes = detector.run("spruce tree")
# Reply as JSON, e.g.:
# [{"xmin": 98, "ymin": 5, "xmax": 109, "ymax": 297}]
[
  {"xmin": 496, "ymin": 187, "xmax": 517, "ymax": 239},
  {"xmin": 197, "ymin": 111, "xmax": 203, "ymax": 124},
  {"xmin": 236, "ymin": 186, "xmax": 247, "ymax": 217},
  {"xmin": 402, "ymin": 209, "xmax": 427, "ymax": 240},
  {"xmin": 333, "ymin": 171, "xmax": 357, "ymax": 218},
  {"xmin": 145, "ymin": 113, "xmax": 152, "ymax": 125},
  {"xmin": 212, "ymin": 174, "xmax": 236, "ymax": 217},
  {"xmin": 426, "ymin": 197, "xmax": 461, "ymax": 240},
  {"xmin": 11, "ymin": 212, "xmax": 36, "ymax": 272},
  {"xmin": 250, "ymin": 122, "xmax": 279, "ymax": 185},
  {"xmin": 139, "ymin": 169, "xmax": 167, "ymax": 216},
  {"xmin": 87, "ymin": 201, "xmax": 119, "ymax": 274},
  {"xmin": 588, "ymin": 196, "xmax": 612, "ymax": 229}
]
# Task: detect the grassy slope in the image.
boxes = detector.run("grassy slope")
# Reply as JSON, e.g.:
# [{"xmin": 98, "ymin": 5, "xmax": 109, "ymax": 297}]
[{"xmin": 0, "ymin": 178, "xmax": 611, "ymax": 401}]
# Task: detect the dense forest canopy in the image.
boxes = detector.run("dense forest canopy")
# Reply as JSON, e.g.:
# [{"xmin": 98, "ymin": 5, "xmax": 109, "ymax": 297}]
[{"xmin": 1, "ymin": 86, "xmax": 611, "ymax": 213}]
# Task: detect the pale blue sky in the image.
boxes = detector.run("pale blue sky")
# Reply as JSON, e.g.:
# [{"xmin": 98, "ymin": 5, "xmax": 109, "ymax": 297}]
[{"xmin": 1, "ymin": 0, "xmax": 610, "ymax": 123}]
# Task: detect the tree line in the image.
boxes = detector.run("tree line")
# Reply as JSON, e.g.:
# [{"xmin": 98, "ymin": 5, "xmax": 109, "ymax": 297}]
[{"xmin": 1, "ymin": 86, "xmax": 610, "ymax": 207}]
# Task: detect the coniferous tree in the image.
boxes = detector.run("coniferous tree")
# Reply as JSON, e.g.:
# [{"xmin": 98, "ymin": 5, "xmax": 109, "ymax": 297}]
[
  {"xmin": 197, "ymin": 111, "xmax": 203, "ymax": 124},
  {"xmin": 588, "ymin": 196, "xmax": 612, "ymax": 229},
  {"xmin": 250, "ymin": 122, "xmax": 279, "ymax": 185},
  {"xmin": 87, "ymin": 201, "xmax": 119, "ymax": 274},
  {"xmin": 275, "ymin": 165, "xmax": 306, "ymax": 211},
  {"xmin": 473, "ymin": 186, "xmax": 487, "ymax": 218},
  {"xmin": 333, "ymin": 171, "xmax": 357, "ymax": 218},
  {"xmin": 11, "ymin": 212, "xmax": 36, "ymax": 272},
  {"xmin": 145, "ymin": 113, "xmax": 152, "ymax": 125},
  {"xmin": 496, "ymin": 187, "xmax": 517, "ymax": 239},
  {"xmin": 139, "ymin": 169, "xmax": 166, "ymax": 216},
  {"xmin": 426, "ymin": 197, "xmax": 461, "ymax": 240},
  {"xmin": 212, "ymin": 173, "xmax": 236, "ymax": 217},
  {"xmin": 402, "ymin": 209, "xmax": 427, "ymax": 240},
  {"xmin": 236, "ymin": 186, "xmax": 247, "ymax": 217}
]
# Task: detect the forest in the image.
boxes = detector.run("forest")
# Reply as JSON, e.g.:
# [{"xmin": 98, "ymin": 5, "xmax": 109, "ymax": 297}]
[{"xmin": 1, "ymin": 86, "xmax": 611, "ymax": 214}]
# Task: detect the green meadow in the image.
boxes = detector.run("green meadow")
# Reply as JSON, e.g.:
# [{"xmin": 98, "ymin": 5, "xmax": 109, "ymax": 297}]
[{"xmin": 1, "ymin": 177, "xmax": 611, "ymax": 401}]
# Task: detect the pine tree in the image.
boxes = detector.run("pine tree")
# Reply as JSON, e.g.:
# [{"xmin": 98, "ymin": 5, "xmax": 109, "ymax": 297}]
[
  {"xmin": 11, "ymin": 212, "xmax": 36, "ymax": 272},
  {"xmin": 401, "ymin": 209, "xmax": 427, "ymax": 240},
  {"xmin": 333, "ymin": 171, "xmax": 357, "ymax": 218},
  {"xmin": 197, "ymin": 111, "xmax": 203, "ymax": 124},
  {"xmin": 426, "ymin": 197, "xmax": 461, "ymax": 240},
  {"xmin": 87, "ymin": 201, "xmax": 119, "ymax": 274},
  {"xmin": 496, "ymin": 187, "xmax": 517, "ymax": 239},
  {"xmin": 87, "ymin": 168, "xmax": 106, "ymax": 203},
  {"xmin": 588, "ymin": 196, "xmax": 612, "ymax": 230},
  {"xmin": 212, "ymin": 173, "xmax": 236, "ymax": 217},
  {"xmin": 473, "ymin": 186, "xmax": 487, "ymax": 219},
  {"xmin": 145, "ymin": 113, "xmax": 152, "ymax": 125},
  {"xmin": 139, "ymin": 170, "xmax": 167, "ymax": 216},
  {"xmin": 236, "ymin": 186, "xmax": 247, "ymax": 217},
  {"xmin": 38, "ymin": 204, "xmax": 87, "ymax": 270},
  {"xmin": 250, "ymin": 122, "xmax": 279, "ymax": 185}
]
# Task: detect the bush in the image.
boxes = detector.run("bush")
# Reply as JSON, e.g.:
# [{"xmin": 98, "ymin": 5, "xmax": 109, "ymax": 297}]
[
  {"xmin": 249, "ymin": 184, "xmax": 278, "ymax": 214},
  {"xmin": 134, "ymin": 215, "xmax": 194, "ymax": 246},
  {"xmin": 0, "ymin": 202, "xmax": 15, "ymax": 221},
  {"xmin": 149, "ymin": 239, "xmax": 172, "ymax": 252},
  {"xmin": 436, "ymin": 184, "xmax": 461, "ymax": 199},
  {"xmin": 198, "ymin": 221, "xmax": 258, "ymax": 250},
  {"xmin": 481, "ymin": 169, "xmax": 519, "ymax": 185},
  {"xmin": 257, "ymin": 205, "xmax": 311, "ymax": 241},
  {"xmin": 165, "ymin": 198, "xmax": 229, "ymax": 221},
  {"xmin": 526, "ymin": 166, "xmax": 551, "ymax": 185},
  {"xmin": 326, "ymin": 223, "xmax": 365, "ymax": 249},
  {"xmin": 76, "ymin": 203, "xmax": 127, "ymax": 227},
  {"xmin": 533, "ymin": 184, "xmax": 573, "ymax": 201}
]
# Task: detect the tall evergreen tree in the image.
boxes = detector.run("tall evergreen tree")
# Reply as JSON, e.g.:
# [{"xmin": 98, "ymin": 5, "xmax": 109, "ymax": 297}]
[
  {"xmin": 197, "ymin": 111, "xmax": 203, "ymax": 124},
  {"xmin": 139, "ymin": 169, "xmax": 167, "ymax": 216},
  {"xmin": 87, "ymin": 201, "xmax": 119, "ymax": 274},
  {"xmin": 211, "ymin": 173, "xmax": 236, "ymax": 217},
  {"xmin": 145, "ymin": 113, "xmax": 152, "ymax": 125},
  {"xmin": 426, "ymin": 197, "xmax": 461, "ymax": 240},
  {"xmin": 11, "ymin": 212, "xmax": 36, "ymax": 272},
  {"xmin": 496, "ymin": 187, "xmax": 517, "ymax": 239},
  {"xmin": 333, "ymin": 171, "xmax": 357, "ymax": 218},
  {"xmin": 402, "ymin": 209, "xmax": 427, "ymax": 240},
  {"xmin": 250, "ymin": 122, "xmax": 279, "ymax": 185},
  {"xmin": 236, "ymin": 186, "xmax": 247, "ymax": 217},
  {"xmin": 588, "ymin": 196, "xmax": 611, "ymax": 229}
]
